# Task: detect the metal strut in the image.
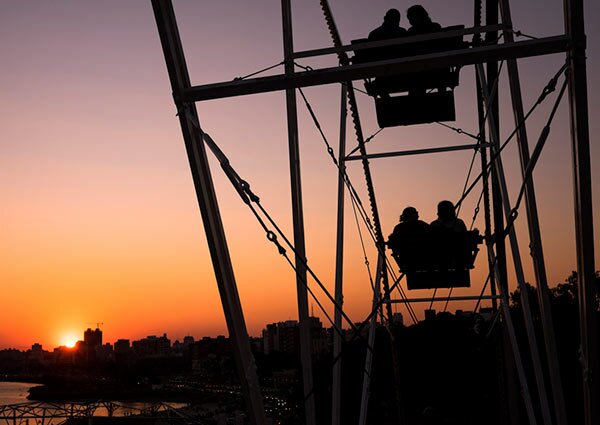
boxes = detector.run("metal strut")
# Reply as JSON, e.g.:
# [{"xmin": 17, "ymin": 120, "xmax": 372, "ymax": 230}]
[
  {"xmin": 499, "ymin": 2, "xmax": 569, "ymax": 423},
  {"xmin": 331, "ymin": 83, "xmax": 347, "ymax": 425},
  {"xmin": 478, "ymin": 63, "xmax": 551, "ymax": 425},
  {"xmin": 318, "ymin": 0, "xmax": 391, "ymax": 323},
  {"xmin": 280, "ymin": 2, "xmax": 316, "ymax": 425},
  {"xmin": 318, "ymin": 2, "xmax": 404, "ymax": 424},
  {"xmin": 151, "ymin": 2, "xmax": 266, "ymax": 425}
]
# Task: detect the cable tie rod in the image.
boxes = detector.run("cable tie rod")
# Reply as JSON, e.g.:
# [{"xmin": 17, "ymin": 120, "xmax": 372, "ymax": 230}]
[
  {"xmin": 387, "ymin": 295, "xmax": 500, "ymax": 304},
  {"xmin": 345, "ymin": 143, "xmax": 482, "ymax": 161}
]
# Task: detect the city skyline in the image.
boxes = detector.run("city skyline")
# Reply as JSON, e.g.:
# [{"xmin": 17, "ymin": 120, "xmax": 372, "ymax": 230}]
[
  {"xmin": 2, "ymin": 315, "xmax": 336, "ymax": 352},
  {"xmin": 1, "ymin": 316, "xmax": 325, "ymax": 351},
  {"xmin": 2, "ymin": 1, "xmax": 600, "ymax": 350}
]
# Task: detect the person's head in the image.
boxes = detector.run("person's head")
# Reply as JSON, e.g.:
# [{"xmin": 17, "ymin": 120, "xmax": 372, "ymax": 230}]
[
  {"xmin": 383, "ymin": 8, "xmax": 401, "ymax": 27},
  {"xmin": 437, "ymin": 200, "xmax": 456, "ymax": 221},
  {"xmin": 406, "ymin": 5, "xmax": 431, "ymax": 26},
  {"xmin": 400, "ymin": 206, "xmax": 419, "ymax": 223}
]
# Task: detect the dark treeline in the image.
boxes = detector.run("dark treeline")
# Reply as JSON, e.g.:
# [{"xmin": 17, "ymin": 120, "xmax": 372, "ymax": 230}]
[{"xmin": 300, "ymin": 271, "xmax": 599, "ymax": 425}]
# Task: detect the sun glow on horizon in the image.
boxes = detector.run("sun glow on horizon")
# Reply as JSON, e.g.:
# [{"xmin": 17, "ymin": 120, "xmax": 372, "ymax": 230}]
[{"xmin": 63, "ymin": 338, "xmax": 77, "ymax": 348}]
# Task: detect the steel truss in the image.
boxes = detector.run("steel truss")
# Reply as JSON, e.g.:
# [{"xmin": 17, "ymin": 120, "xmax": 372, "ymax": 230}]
[
  {"xmin": 0, "ymin": 402, "xmax": 199, "ymax": 425},
  {"xmin": 151, "ymin": 1, "xmax": 597, "ymax": 425}
]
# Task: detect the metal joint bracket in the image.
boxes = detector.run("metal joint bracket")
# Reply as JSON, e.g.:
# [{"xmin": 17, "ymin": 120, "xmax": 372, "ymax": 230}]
[
  {"xmin": 528, "ymin": 241, "xmax": 536, "ymax": 257},
  {"xmin": 575, "ymin": 34, "xmax": 587, "ymax": 50}
]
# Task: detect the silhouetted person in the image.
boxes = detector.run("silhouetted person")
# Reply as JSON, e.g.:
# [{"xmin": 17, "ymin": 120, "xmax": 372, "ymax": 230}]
[
  {"xmin": 430, "ymin": 200, "xmax": 466, "ymax": 232},
  {"xmin": 406, "ymin": 5, "xmax": 442, "ymax": 35},
  {"xmin": 388, "ymin": 207, "xmax": 429, "ymax": 269},
  {"xmin": 368, "ymin": 8, "xmax": 407, "ymax": 41}
]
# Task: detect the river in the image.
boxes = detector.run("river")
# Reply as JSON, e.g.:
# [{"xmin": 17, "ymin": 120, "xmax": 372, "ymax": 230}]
[
  {"xmin": 0, "ymin": 382, "xmax": 188, "ymax": 415},
  {"xmin": 0, "ymin": 381, "xmax": 40, "ymax": 405}
]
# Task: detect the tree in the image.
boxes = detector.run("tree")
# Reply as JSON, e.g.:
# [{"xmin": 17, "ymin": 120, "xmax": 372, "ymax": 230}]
[
  {"xmin": 550, "ymin": 271, "xmax": 600, "ymax": 311},
  {"xmin": 509, "ymin": 271, "xmax": 600, "ymax": 311}
]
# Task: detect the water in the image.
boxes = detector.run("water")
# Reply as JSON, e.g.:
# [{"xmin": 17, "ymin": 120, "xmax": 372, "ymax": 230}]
[
  {"xmin": 0, "ymin": 381, "xmax": 40, "ymax": 405},
  {"xmin": 0, "ymin": 382, "xmax": 187, "ymax": 414}
]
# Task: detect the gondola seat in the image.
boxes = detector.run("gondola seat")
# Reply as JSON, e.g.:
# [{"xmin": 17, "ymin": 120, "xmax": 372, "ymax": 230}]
[
  {"xmin": 351, "ymin": 25, "xmax": 468, "ymax": 127},
  {"xmin": 390, "ymin": 229, "xmax": 483, "ymax": 290}
]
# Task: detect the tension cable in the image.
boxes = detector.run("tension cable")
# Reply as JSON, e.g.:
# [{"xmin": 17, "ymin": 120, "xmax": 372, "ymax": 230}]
[{"xmin": 454, "ymin": 62, "xmax": 568, "ymax": 210}]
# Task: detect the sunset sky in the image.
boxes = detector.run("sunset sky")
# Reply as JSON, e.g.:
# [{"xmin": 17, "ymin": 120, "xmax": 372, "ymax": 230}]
[{"xmin": 1, "ymin": 0, "xmax": 599, "ymax": 350}]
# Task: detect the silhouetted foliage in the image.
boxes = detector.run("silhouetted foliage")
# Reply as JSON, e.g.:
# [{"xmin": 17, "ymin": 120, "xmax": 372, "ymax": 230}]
[
  {"xmin": 507, "ymin": 271, "xmax": 600, "ymax": 424},
  {"xmin": 510, "ymin": 270, "xmax": 600, "ymax": 311}
]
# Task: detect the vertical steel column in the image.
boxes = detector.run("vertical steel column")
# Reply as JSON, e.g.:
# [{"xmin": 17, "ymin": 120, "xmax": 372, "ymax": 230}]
[
  {"xmin": 485, "ymin": 4, "xmax": 519, "ymax": 424},
  {"xmin": 499, "ymin": 2, "xmax": 569, "ymax": 423},
  {"xmin": 563, "ymin": 1, "xmax": 599, "ymax": 424},
  {"xmin": 477, "ymin": 64, "xmax": 552, "ymax": 425},
  {"xmin": 331, "ymin": 84, "xmax": 347, "ymax": 425},
  {"xmin": 476, "ymin": 73, "xmax": 498, "ymax": 315},
  {"xmin": 486, "ymin": 247, "xmax": 538, "ymax": 425},
  {"xmin": 359, "ymin": 256, "xmax": 383, "ymax": 425},
  {"xmin": 474, "ymin": 0, "xmax": 498, "ymax": 314},
  {"xmin": 485, "ymin": 0, "xmax": 507, "ymax": 321},
  {"xmin": 281, "ymin": 2, "xmax": 317, "ymax": 425},
  {"xmin": 151, "ymin": 3, "xmax": 267, "ymax": 425}
]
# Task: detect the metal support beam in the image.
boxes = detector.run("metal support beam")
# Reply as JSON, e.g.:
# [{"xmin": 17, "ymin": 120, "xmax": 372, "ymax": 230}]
[
  {"xmin": 499, "ymin": 1, "xmax": 569, "ymax": 424},
  {"xmin": 388, "ymin": 295, "xmax": 500, "ymax": 303},
  {"xmin": 281, "ymin": 2, "xmax": 316, "ymax": 425},
  {"xmin": 331, "ymin": 83, "xmax": 347, "ymax": 425},
  {"xmin": 151, "ymin": 2, "xmax": 266, "ymax": 424},
  {"xmin": 181, "ymin": 36, "xmax": 570, "ymax": 102},
  {"xmin": 487, "ymin": 247, "xmax": 538, "ymax": 425},
  {"xmin": 317, "ymin": 1, "xmax": 404, "ymax": 421},
  {"xmin": 345, "ymin": 143, "xmax": 482, "ymax": 161},
  {"xmin": 477, "ymin": 77, "xmax": 498, "ymax": 314},
  {"xmin": 484, "ymin": 9, "xmax": 520, "ymax": 422},
  {"xmin": 292, "ymin": 24, "xmax": 506, "ymax": 60},
  {"xmin": 563, "ymin": 1, "xmax": 599, "ymax": 424},
  {"xmin": 478, "ymin": 63, "xmax": 553, "ymax": 425},
  {"xmin": 359, "ymin": 255, "xmax": 383, "ymax": 425}
]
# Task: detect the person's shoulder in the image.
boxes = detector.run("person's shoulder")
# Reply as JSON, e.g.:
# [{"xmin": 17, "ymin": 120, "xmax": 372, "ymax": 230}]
[
  {"xmin": 368, "ymin": 26, "xmax": 384, "ymax": 40},
  {"xmin": 392, "ymin": 222, "xmax": 405, "ymax": 233}
]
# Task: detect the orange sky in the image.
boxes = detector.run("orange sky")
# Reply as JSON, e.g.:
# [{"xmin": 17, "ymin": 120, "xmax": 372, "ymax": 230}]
[{"xmin": 1, "ymin": 1, "xmax": 599, "ymax": 350}]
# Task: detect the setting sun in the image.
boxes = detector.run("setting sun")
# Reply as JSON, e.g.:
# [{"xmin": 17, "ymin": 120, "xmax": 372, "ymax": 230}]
[{"xmin": 63, "ymin": 338, "xmax": 77, "ymax": 348}]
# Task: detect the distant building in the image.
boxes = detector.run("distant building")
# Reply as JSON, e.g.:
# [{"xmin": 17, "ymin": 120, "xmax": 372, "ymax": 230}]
[
  {"xmin": 455, "ymin": 309, "xmax": 475, "ymax": 318},
  {"xmin": 262, "ymin": 323, "xmax": 278, "ymax": 355},
  {"xmin": 83, "ymin": 327, "xmax": 103, "ymax": 362},
  {"xmin": 114, "ymin": 339, "xmax": 132, "ymax": 365},
  {"xmin": 262, "ymin": 320, "xmax": 299, "ymax": 354},
  {"xmin": 132, "ymin": 333, "xmax": 171, "ymax": 358},
  {"xmin": 190, "ymin": 336, "xmax": 232, "ymax": 375},
  {"xmin": 30, "ymin": 343, "xmax": 44, "ymax": 362},
  {"xmin": 84, "ymin": 328, "xmax": 103, "ymax": 349},
  {"xmin": 424, "ymin": 309, "xmax": 437, "ymax": 321},
  {"xmin": 278, "ymin": 321, "xmax": 300, "ymax": 354},
  {"xmin": 392, "ymin": 312, "xmax": 404, "ymax": 326},
  {"xmin": 114, "ymin": 339, "xmax": 131, "ymax": 353},
  {"xmin": 309, "ymin": 317, "xmax": 328, "ymax": 355},
  {"xmin": 262, "ymin": 317, "xmax": 328, "ymax": 355},
  {"xmin": 272, "ymin": 369, "xmax": 297, "ymax": 389},
  {"xmin": 53, "ymin": 346, "xmax": 75, "ymax": 365},
  {"xmin": 0, "ymin": 349, "xmax": 25, "ymax": 372},
  {"xmin": 479, "ymin": 307, "xmax": 494, "ymax": 321},
  {"xmin": 97, "ymin": 342, "xmax": 113, "ymax": 361}
]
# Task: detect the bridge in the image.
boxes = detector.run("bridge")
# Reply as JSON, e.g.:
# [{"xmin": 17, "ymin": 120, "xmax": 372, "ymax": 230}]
[{"xmin": 0, "ymin": 402, "xmax": 203, "ymax": 425}]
